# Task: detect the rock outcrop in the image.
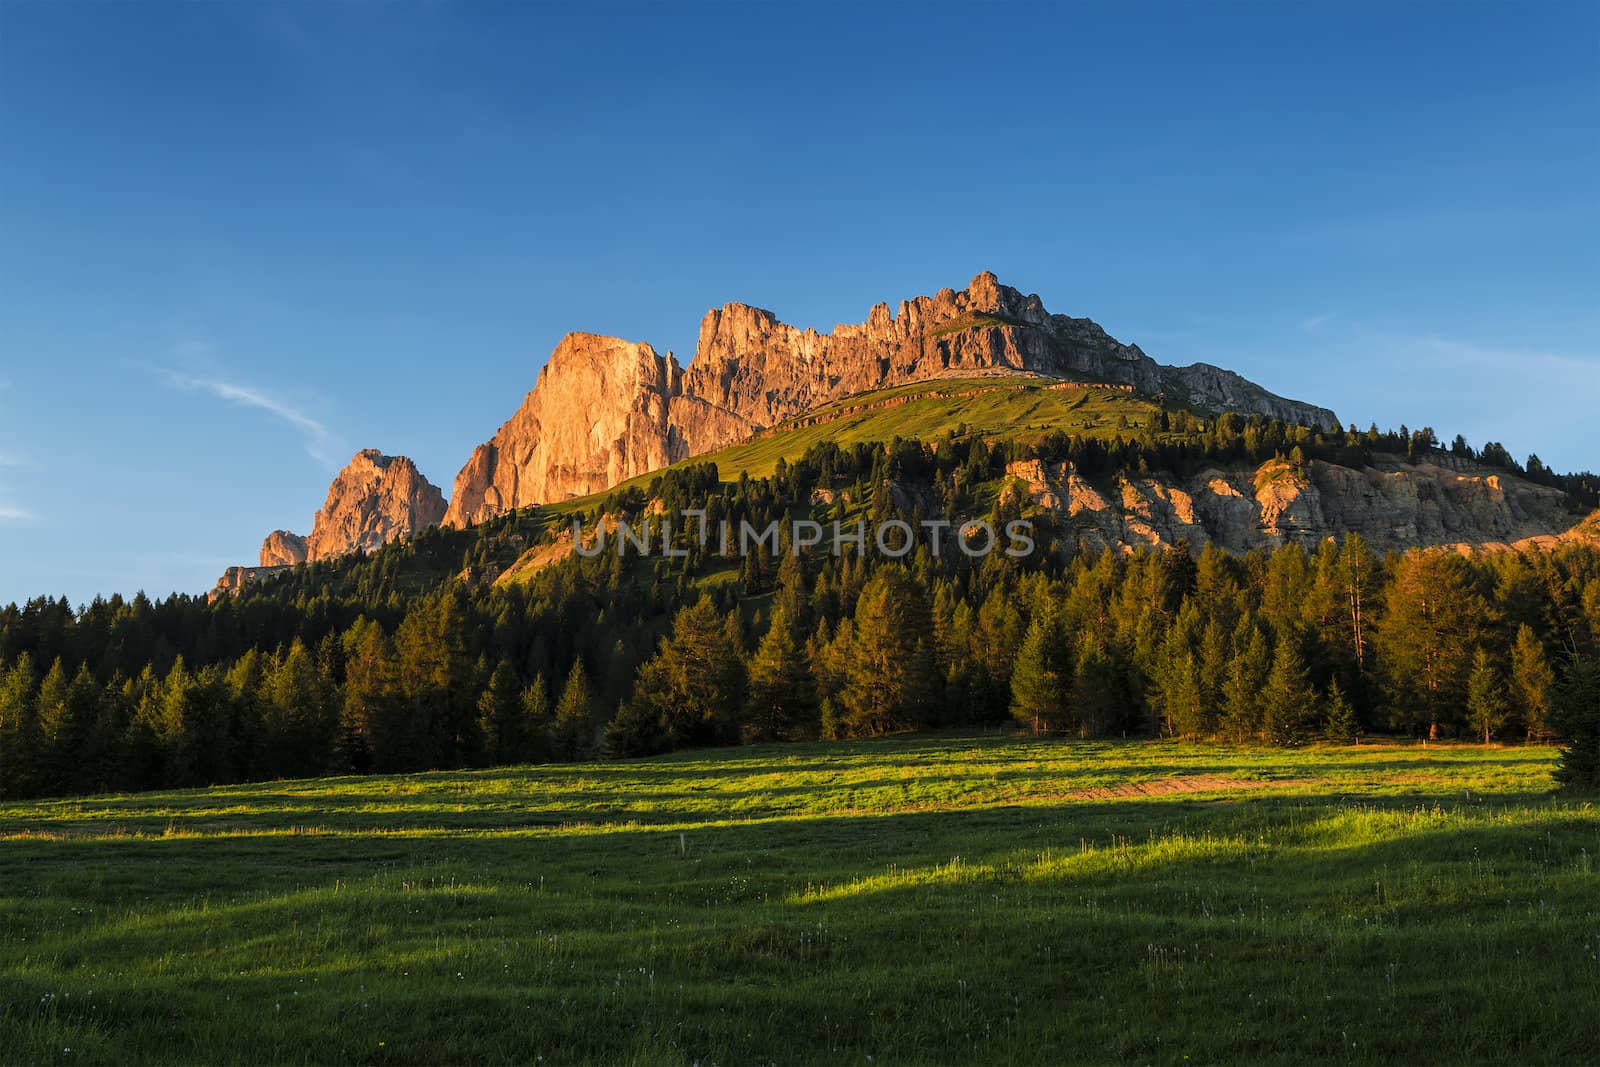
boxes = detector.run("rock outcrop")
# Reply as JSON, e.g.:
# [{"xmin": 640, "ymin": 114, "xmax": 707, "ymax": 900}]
[
  {"xmin": 441, "ymin": 334, "xmax": 688, "ymax": 528},
  {"xmin": 1004, "ymin": 454, "xmax": 1590, "ymax": 555},
  {"xmin": 304, "ymin": 450, "xmax": 447, "ymax": 560},
  {"xmin": 685, "ymin": 271, "xmax": 1338, "ymax": 431},
  {"xmin": 208, "ymin": 565, "xmax": 288, "ymax": 603},
  {"xmin": 259, "ymin": 530, "xmax": 307, "ymax": 568},
  {"xmin": 444, "ymin": 271, "xmax": 1337, "ymax": 525},
  {"xmin": 238, "ymin": 451, "xmax": 447, "ymax": 586}
]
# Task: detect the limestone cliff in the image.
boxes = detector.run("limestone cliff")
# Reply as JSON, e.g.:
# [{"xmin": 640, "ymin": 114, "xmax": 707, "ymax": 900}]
[
  {"xmin": 241, "ymin": 451, "xmax": 447, "ymax": 584},
  {"xmin": 441, "ymin": 334, "xmax": 689, "ymax": 528},
  {"xmin": 684, "ymin": 271, "xmax": 1338, "ymax": 431},
  {"xmin": 444, "ymin": 271, "xmax": 1336, "ymax": 526},
  {"xmin": 259, "ymin": 530, "xmax": 307, "ymax": 568},
  {"xmin": 1003, "ymin": 454, "xmax": 1591, "ymax": 555},
  {"xmin": 304, "ymin": 450, "xmax": 447, "ymax": 560},
  {"xmin": 208, "ymin": 565, "xmax": 289, "ymax": 603}
]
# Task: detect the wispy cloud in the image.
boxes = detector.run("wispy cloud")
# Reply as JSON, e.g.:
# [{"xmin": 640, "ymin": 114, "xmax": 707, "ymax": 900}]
[
  {"xmin": 0, "ymin": 506, "xmax": 33, "ymax": 522},
  {"xmin": 1299, "ymin": 312, "xmax": 1336, "ymax": 332},
  {"xmin": 151, "ymin": 367, "xmax": 343, "ymax": 465}
]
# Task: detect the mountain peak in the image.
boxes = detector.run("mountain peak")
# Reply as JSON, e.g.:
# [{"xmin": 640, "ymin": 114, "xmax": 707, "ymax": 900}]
[
  {"xmin": 431, "ymin": 272, "xmax": 1340, "ymax": 531},
  {"xmin": 259, "ymin": 451, "xmax": 446, "ymax": 568}
]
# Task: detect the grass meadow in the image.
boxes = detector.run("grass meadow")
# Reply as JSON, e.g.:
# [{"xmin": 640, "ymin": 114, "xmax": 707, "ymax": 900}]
[{"xmin": 1, "ymin": 738, "xmax": 1596, "ymax": 1065}]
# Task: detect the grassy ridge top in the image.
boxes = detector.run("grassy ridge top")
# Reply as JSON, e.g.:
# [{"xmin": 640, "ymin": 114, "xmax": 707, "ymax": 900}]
[
  {"xmin": 577, "ymin": 376, "xmax": 1166, "ymax": 507},
  {"xmin": 3, "ymin": 737, "xmax": 1595, "ymax": 1064}
]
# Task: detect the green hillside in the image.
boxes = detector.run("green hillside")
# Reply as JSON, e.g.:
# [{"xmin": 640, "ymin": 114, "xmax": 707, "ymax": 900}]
[
  {"xmin": 3, "ymin": 737, "xmax": 1592, "ymax": 1064},
  {"xmin": 596, "ymin": 375, "xmax": 1170, "ymax": 499}
]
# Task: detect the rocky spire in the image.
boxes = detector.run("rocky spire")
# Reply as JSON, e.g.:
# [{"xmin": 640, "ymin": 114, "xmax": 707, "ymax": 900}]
[{"xmin": 258, "ymin": 450, "xmax": 446, "ymax": 567}]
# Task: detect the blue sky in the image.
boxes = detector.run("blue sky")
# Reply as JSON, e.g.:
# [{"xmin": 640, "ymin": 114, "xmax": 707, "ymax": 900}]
[{"xmin": 1, "ymin": 1, "xmax": 1596, "ymax": 607}]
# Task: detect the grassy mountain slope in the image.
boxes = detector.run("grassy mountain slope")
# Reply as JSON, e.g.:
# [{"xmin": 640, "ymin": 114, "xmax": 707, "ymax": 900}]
[{"xmin": 605, "ymin": 375, "xmax": 1166, "ymax": 495}]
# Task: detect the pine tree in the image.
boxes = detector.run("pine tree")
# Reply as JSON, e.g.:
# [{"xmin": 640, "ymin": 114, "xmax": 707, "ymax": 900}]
[
  {"xmin": 1551, "ymin": 654, "xmax": 1600, "ymax": 790},
  {"xmin": 744, "ymin": 606, "xmax": 819, "ymax": 742},
  {"xmin": 0, "ymin": 654, "xmax": 40, "ymax": 798},
  {"xmin": 601, "ymin": 698, "xmax": 669, "ymax": 758},
  {"xmin": 775, "ymin": 551, "xmax": 811, "ymax": 636},
  {"xmin": 1466, "ymin": 649, "xmax": 1508, "ymax": 744},
  {"xmin": 262, "ymin": 640, "xmax": 332, "ymax": 779},
  {"xmin": 520, "ymin": 675, "xmax": 554, "ymax": 763},
  {"xmin": 1510, "ymin": 624, "xmax": 1555, "ymax": 741},
  {"xmin": 1262, "ymin": 633, "xmax": 1315, "ymax": 746},
  {"xmin": 1010, "ymin": 610, "xmax": 1071, "ymax": 735},
  {"xmin": 1153, "ymin": 624, "xmax": 1208, "ymax": 739},
  {"xmin": 838, "ymin": 567, "xmax": 937, "ymax": 736},
  {"xmin": 1323, "ymin": 679, "xmax": 1359, "ymax": 741},
  {"xmin": 1221, "ymin": 627, "xmax": 1271, "ymax": 743},
  {"xmin": 1068, "ymin": 638, "xmax": 1125, "ymax": 738},
  {"xmin": 553, "ymin": 659, "xmax": 595, "ymax": 761},
  {"xmin": 341, "ymin": 621, "xmax": 400, "ymax": 774},
  {"xmin": 629, "ymin": 599, "xmax": 747, "ymax": 748},
  {"xmin": 1376, "ymin": 553, "xmax": 1490, "ymax": 739},
  {"xmin": 476, "ymin": 662, "xmax": 524, "ymax": 766}
]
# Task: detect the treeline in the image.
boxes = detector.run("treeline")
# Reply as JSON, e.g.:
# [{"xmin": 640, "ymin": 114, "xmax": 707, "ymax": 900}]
[
  {"xmin": 4, "ymin": 417, "xmax": 1600, "ymax": 799},
  {"xmin": 5, "ymin": 525, "xmax": 1600, "ymax": 798}
]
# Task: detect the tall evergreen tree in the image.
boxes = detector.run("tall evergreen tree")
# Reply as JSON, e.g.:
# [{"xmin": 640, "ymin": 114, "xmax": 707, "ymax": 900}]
[
  {"xmin": 629, "ymin": 599, "xmax": 747, "ymax": 748},
  {"xmin": 0, "ymin": 654, "xmax": 39, "ymax": 798},
  {"xmin": 1377, "ymin": 553, "xmax": 1490, "ymax": 739},
  {"xmin": 837, "ymin": 567, "xmax": 937, "ymax": 736},
  {"xmin": 553, "ymin": 659, "xmax": 595, "ymax": 762},
  {"xmin": 1466, "ymin": 649, "xmax": 1509, "ymax": 744},
  {"xmin": 744, "ymin": 606, "xmax": 819, "ymax": 742},
  {"xmin": 1221, "ymin": 626, "xmax": 1271, "ymax": 743},
  {"xmin": 1262, "ymin": 633, "xmax": 1315, "ymax": 745},
  {"xmin": 1324, "ymin": 679, "xmax": 1359, "ymax": 741},
  {"xmin": 519, "ymin": 675, "xmax": 554, "ymax": 763},
  {"xmin": 1551, "ymin": 654, "xmax": 1600, "ymax": 790},
  {"xmin": 1068, "ymin": 637, "xmax": 1126, "ymax": 738},
  {"xmin": 1510, "ymin": 625, "xmax": 1556, "ymax": 741},
  {"xmin": 477, "ymin": 662, "xmax": 525, "ymax": 766},
  {"xmin": 1010, "ymin": 610, "xmax": 1072, "ymax": 735}
]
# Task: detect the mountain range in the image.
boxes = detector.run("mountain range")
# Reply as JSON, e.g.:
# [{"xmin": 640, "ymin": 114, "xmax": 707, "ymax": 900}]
[{"xmin": 214, "ymin": 272, "xmax": 1595, "ymax": 594}]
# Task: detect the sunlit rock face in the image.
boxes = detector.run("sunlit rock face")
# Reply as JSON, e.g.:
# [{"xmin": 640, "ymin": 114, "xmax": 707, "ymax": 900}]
[
  {"xmin": 305, "ymin": 450, "xmax": 447, "ymax": 560},
  {"xmin": 441, "ymin": 333, "xmax": 709, "ymax": 528},
  {"xmin": 209, "ymin": 564, "xmax": 288, "ymax": 602},
  {"xmin": 259, "ymin": 530, "xmax": 307, "ymax": 568},
  {"xmin": 1003, "ymin": 454, "xmax": 1593, "ymax": 555},
  {"xmin": 248, "ymin": 451, "xmax": 446, "ymax": 577},
  {"xmin": 443, "ymin": 272, "xmax": 1338, "ymax": 526},
  {"xmin": 684, "ymin": 271, "xmax": 1337, "ymax": 432}
]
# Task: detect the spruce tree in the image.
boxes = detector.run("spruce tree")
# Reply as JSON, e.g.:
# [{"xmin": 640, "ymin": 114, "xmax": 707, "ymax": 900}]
[
  {"xmin": 1551, "ymin": 654, "xmax": 1600, "ymax": 790},
  {"xmin": 745, "ymin": 606, "xmax": 819, "ymax": 742},
  {"xmin": 476, "ymin": 662, "xmax": 524, "ymax": 766},
  {"xmin": 1323, "ymin": 679, "xmax": 1359, "ymax": 741},
  {"xmin": 520, "ymin": 675, "xmax": 554, "ymax": 763},
  {"xmin": 0, "ymin": 653, "xmax": 39, "ymax": 798},
  {"xmin": 1010, "ymin": 610, "xmax": 1071, "ymax": 735},
  {"xmin": 1510, "ymin": 625, "xmax": 1555, "ymax": 741},
  {"xmin": 1262, "ymin": 633, "xmax": 1315, "ymax": 746},
  {"xmin": 629, "ymin": 599, "xmax": 747, "ymax": 748},
  {"xmin": 553, "ymin": 659, "xmax": 595, "ymax": 761},
  {"xmin": 839, "ymin": 567, "xmax": 936, "ymax": 736},
  {"xmin": 1069, "ymin": 638, "xmax": 1125, "ymax": 738},
  {"xmin": 1466, "ymin": 649, "xmax": 1508, "ymax": 744},
  {"xmin": 1221, "ymin": 627, "xmax": 1271, "ymax": 743}
]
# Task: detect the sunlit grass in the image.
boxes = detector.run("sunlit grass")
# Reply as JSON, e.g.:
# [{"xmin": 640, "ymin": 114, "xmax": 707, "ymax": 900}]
[{"xmin": 2, "ymin": 737, "xmax": 1595, "ymax": 1064}]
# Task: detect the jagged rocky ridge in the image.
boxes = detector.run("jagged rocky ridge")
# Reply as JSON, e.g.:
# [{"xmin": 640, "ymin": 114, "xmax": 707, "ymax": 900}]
[
  {"xmin": 214, "ymin": 450, "xmax": 445, "ymax": 599},
  {"xmin": 441, "ymin": 271, "xmax": 1338, "ymax": 526},
  {"xmin": 224, "ymin": 271, "xmax": 1597, "ymax": 595}
]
